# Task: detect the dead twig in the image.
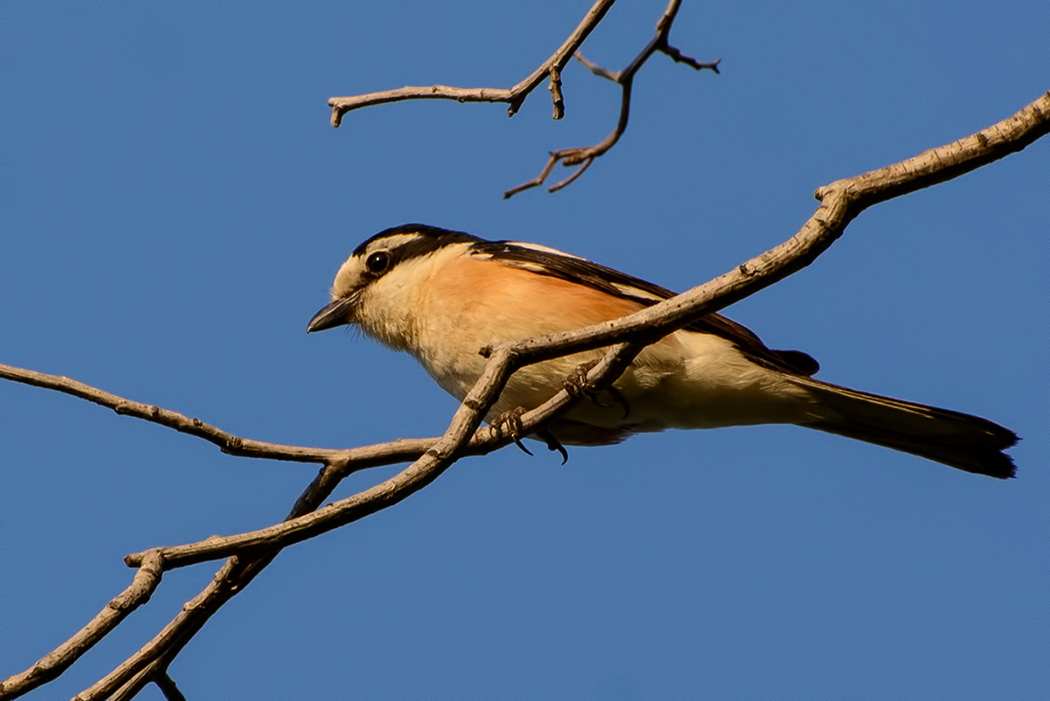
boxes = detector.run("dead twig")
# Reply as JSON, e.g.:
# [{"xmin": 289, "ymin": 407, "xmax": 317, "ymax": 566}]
[
  {"xmin": 327, "ymin": 0, "xmax": 717, "ymax": 196},
  {"xmin": 0, "ymin": 552, "xmax": 163, "ymax": 698},
  {"xmin": 504, "ymin": 0, "xmax": 720, "ymax": 197},
  {"xmin": 327, "ymin": 0, "xmax": 615, "ymax": 126}
]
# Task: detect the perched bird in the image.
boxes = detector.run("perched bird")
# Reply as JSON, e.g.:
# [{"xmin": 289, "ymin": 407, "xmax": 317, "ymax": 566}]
[{"xmin": 308, "ymin": 224, "xmax": 1017, "ymax": 478}]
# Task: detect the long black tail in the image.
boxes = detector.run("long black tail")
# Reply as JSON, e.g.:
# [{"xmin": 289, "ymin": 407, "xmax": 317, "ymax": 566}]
[{"xmin": 789, "ymin": 376, "xmax": 1018, "ymax": 478}]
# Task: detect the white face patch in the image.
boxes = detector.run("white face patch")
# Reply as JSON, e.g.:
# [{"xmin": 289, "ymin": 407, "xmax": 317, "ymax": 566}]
[
  {"xmin": 331, "ymin": 255, "xmax": 367, "ymax": 300},
  {"xmin": 332, "ymin": 233, "xmax": 442, "ymax": 299}
]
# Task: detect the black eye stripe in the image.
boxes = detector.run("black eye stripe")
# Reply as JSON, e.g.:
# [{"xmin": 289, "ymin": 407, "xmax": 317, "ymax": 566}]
[{"xmin": 351, "ymin": 226, "xmax": 484, "ymax": 280}]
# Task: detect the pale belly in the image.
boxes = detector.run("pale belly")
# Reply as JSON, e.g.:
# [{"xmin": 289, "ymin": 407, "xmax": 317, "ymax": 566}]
[{"xmin": 421, "ymin": 331, "xmax": 815, "ymax": 439}]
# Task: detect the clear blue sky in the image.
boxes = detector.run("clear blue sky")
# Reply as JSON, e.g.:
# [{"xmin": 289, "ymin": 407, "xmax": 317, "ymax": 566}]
[{"xmin": 3, "ymin": 1, "xmax": 1048, "ymax": 698}]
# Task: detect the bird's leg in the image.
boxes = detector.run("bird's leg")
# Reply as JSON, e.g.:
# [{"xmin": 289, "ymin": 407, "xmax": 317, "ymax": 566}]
[
  {"xmin": 490, "ymin": 409, "xmax": 569, "ymax": 463},
  {"xmin": 490, "ymin": 407, "xmax": 533, "ymax": 456},
  {"xmin": 564, "ymin": 360, "xmax": 630, "ymax": 419}
]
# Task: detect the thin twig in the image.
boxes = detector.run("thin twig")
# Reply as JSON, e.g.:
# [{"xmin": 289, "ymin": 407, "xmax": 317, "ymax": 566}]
[
  {"xmin": 0, "ymin": 363, "xmax": 581, "ymax": 473},
  {"xmin": 549, "ymin": 67, "xmax": 565, "ymax": 119},
  {"xmin": 504, "ymin": 0, "xmax": 720, "ymax": 197},
  {"xmin": 0, "ymin": 364, "xmax": 342, "ymax": 463},
  {"xmin": 327, "ymin": 0, "xmax": 615, "ymax": 126},
  {"xmin": 0, "ymin": 552, "xmax": 163, "ymax": 699}
]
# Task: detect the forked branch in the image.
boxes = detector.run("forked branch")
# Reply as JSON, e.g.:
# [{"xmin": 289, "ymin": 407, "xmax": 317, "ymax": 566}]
[
  {"xmin": 327, "ymin": 0, "xmax": 718, "ymax": 195},
  {"xmin": 327, "ymin": 0, "xmax": 615, "ymax": 126},
  {"xmin": 3, "ymin": 90, "xmax": 1046, "ymax": 700},
  {"xmin": 504, "ymin": 0, "xmax": 720, "ymax": 197}
]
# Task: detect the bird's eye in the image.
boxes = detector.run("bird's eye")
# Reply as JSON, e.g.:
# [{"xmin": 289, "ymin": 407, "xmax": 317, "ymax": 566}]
[{"xmin": 365, "ymin": 251, "xmax": 390, "ymax": 274}]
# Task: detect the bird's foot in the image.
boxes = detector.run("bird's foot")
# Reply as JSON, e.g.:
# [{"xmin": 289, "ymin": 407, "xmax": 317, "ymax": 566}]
[
  {"xmin": 564, "ymin": 360, "xmax": 630, "ymax": 419},
  {"xmin": 490, "ymin": 407, "xmax": 532, "ymax": 456},
  {"xmin": 490, "ymin": 409, "xmax": 570, "ymax": 464}
]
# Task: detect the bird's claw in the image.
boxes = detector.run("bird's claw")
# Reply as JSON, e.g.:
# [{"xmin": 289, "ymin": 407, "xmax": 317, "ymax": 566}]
[
  {"xmin": 564, "ymin": 360, "xmax": 599, "ymax": 398},
  {"xmin": 538, "ymin": 428, "xmax": 569, "ymax": 465},
  {"xmin": 490, "ymin": 409, "xmax": 570, "ymax": 464},
  {"xmin": 490, "ymin": 407, "xmax": 532, "ymax": 455},
  {"xmin": 564, "ymin": 360, "xmax": 630, "ymax": 419}
]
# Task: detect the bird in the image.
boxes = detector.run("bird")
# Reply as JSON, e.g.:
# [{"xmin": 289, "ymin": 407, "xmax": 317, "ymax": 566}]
[{"xmin": 308, "ymin": 224, "xmax": 1018, "ymax": 478}]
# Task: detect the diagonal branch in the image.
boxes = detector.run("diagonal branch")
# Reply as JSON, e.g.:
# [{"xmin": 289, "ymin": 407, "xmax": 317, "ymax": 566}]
[
  {"xmin": 73, "ymin": 343, "xmax": 637, "ymax": 700},
  {"xmin": 83, "ymin": 88, "xmax": 1050, "ymax": 693},
  {"xmin": 3, "ymin": 91, "xmax": 1047, "ymax": 700},
  {"xmin": 133, "ymin": 89, "xmax": 1050, "ymax": 574},
  {"xmin": 0, "ymin": 552, "xmax": 163, "ymax": 698},
  {"xmin": 122, "ymin": 343, "xmax": 644, "ymax": 570}
]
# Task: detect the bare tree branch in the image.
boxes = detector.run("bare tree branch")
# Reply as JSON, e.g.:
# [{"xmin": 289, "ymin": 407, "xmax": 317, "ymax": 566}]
[
  {"xmin": 0, "ymin": 361, "xmax": 585, "ymax": 473},
  {"xmin": 3, "ymin": 90, "xmax": 1045, "ymax": 701},
  {"xmin": 505, "ymin": 0, "xmax": 720, "ymax": 197},
  {"xmin": 327, "ymin": 0, "xmax": 717, "ymax": 195},
  {"xmin": 0, "ymin": 552, "xmax": 163, "ymax": 698},
  {"xmin": 121, "ymin": 343, "xmax": 646, "ymax": 571},
  {"xmin": 327, "ymin": 0, "xmax": 616, "ymax": 126},
  {"xmin": 83, "ymin": 340, "xmax": 650, "ymax": 698},
  {"xmin": 0, "ymin": 364, "xmax": 345, "ymax": 463}
]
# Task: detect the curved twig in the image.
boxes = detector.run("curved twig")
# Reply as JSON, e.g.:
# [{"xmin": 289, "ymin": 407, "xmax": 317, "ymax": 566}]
[
  {"xmin": 504, "ymin": 0, "xmax": 720, "ymax": 197},
  {"xmin": 0, "ymin": 364, "xmax": 345, "ymax": 463}
]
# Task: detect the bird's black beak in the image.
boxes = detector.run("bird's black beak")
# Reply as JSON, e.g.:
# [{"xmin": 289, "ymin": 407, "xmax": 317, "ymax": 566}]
[{"xmin": 307, "ymin": 297, "xmax": 356, "ymax": 333}]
